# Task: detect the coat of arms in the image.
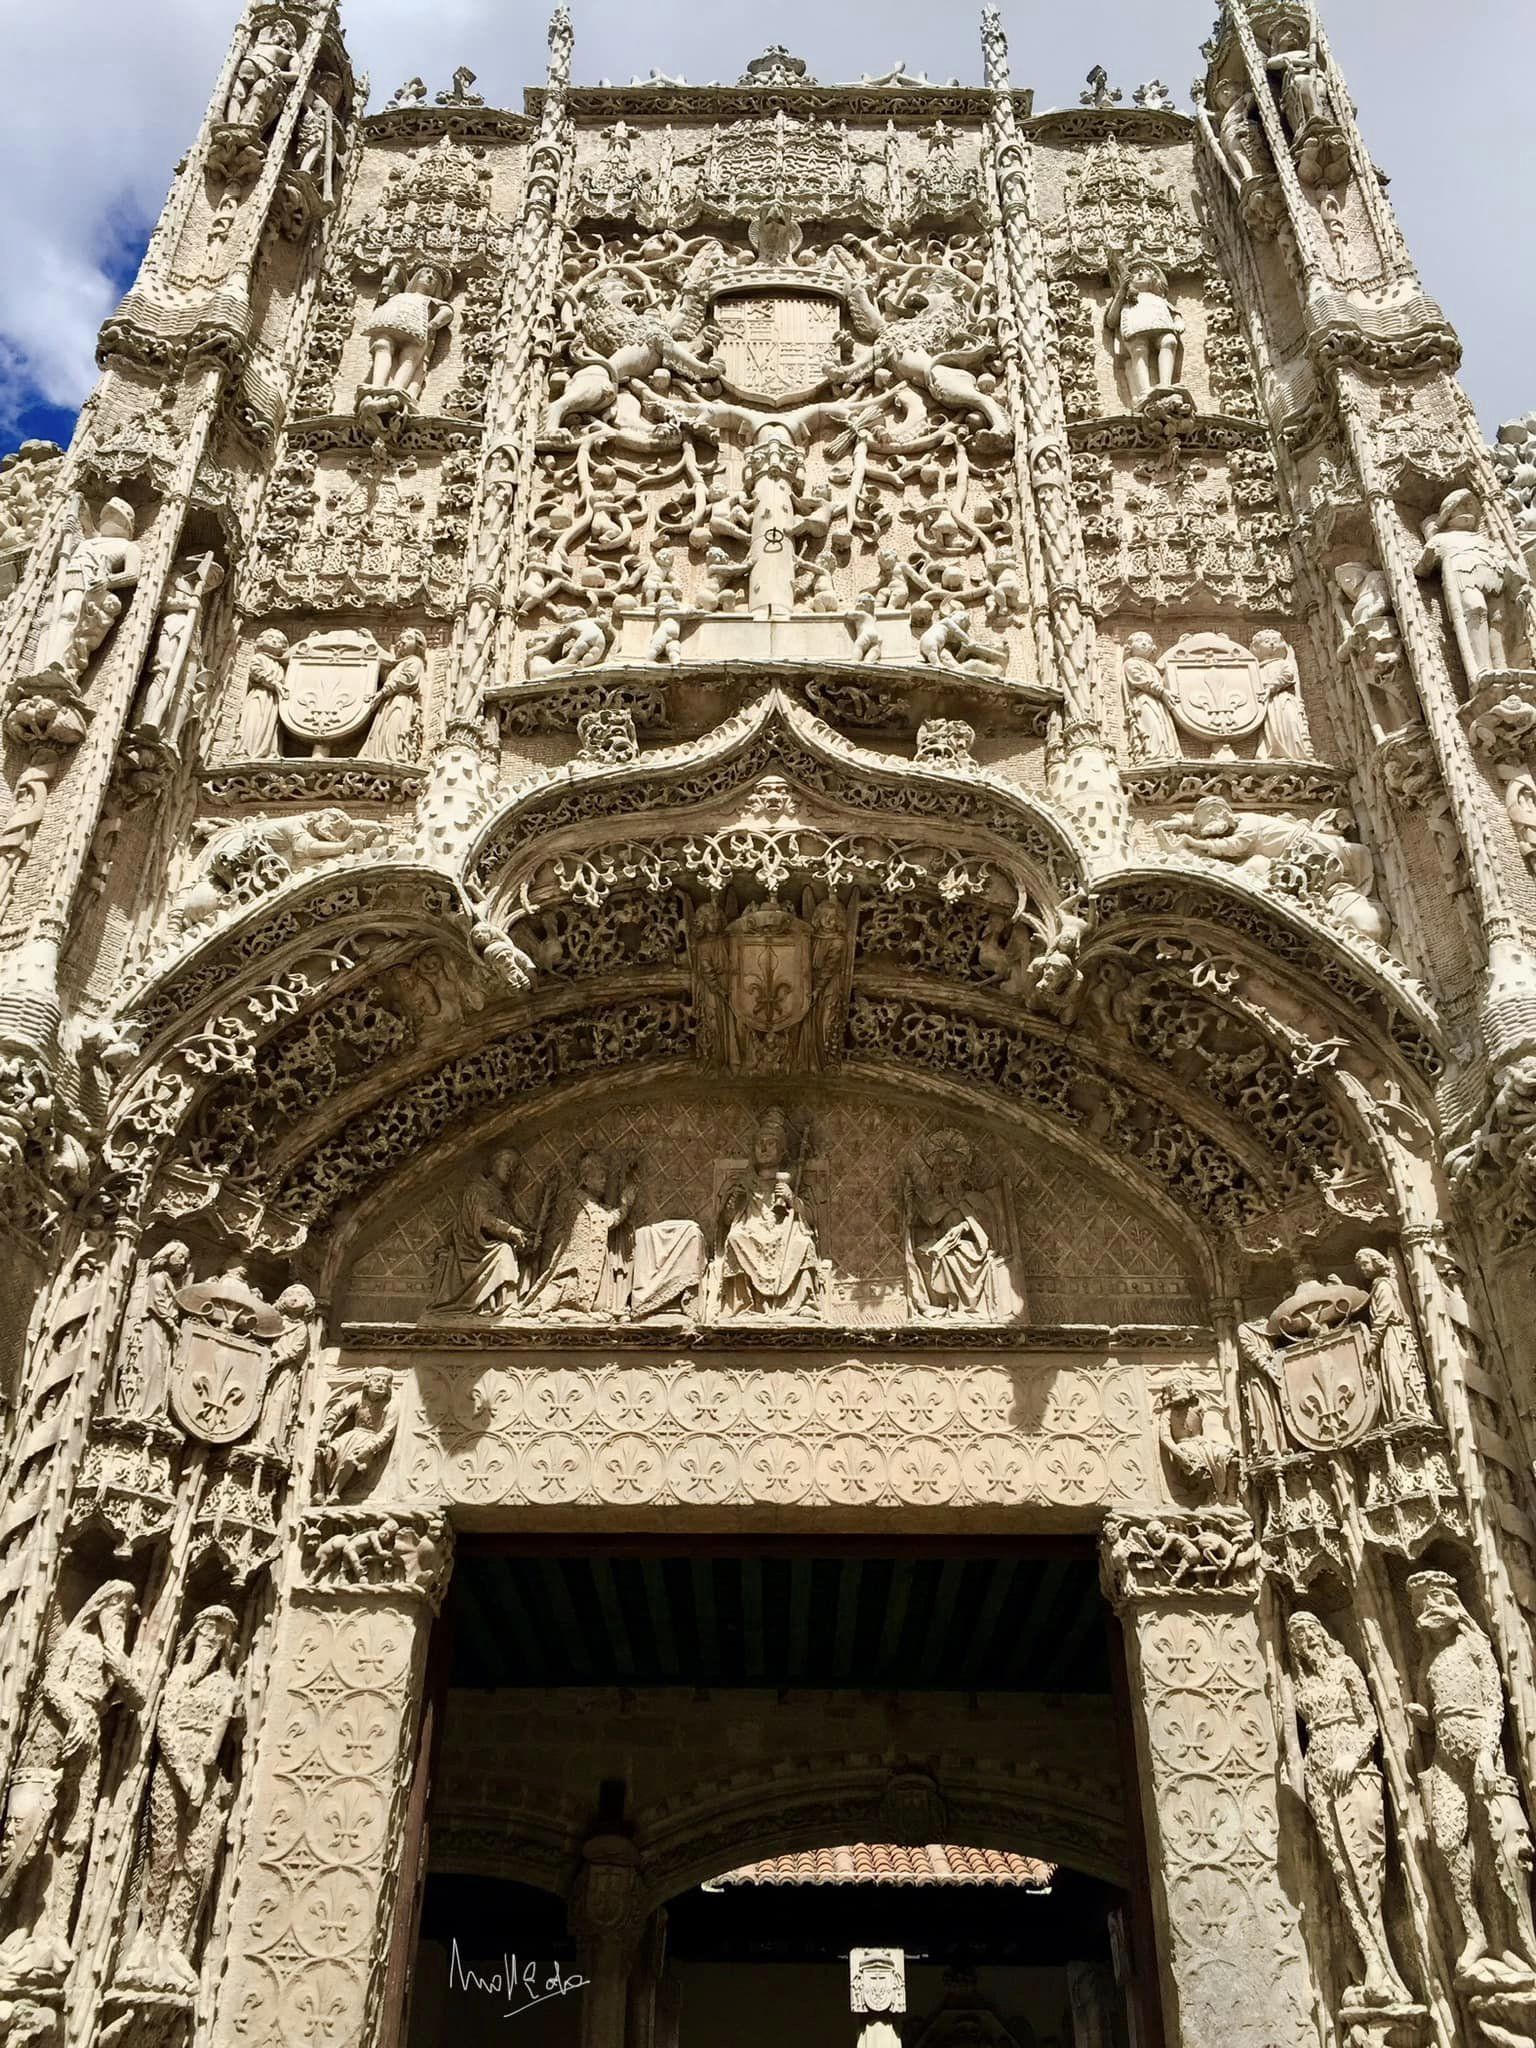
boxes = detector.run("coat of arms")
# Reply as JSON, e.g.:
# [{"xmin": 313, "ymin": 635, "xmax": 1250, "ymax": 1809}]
[
  {"xmin": 713, "ymin": 291, "xmax": 842, "ymax": 405},
  {"xmin": 168, "ymin": 1269, "xmax": 284, "ymax": 1445},
  {"xmin": 1277, "ymin": 1320, "xmax": 1379, "ymax": 1450},
  {"xmin": 1159, "ymin": 630, "xmax": 1264, "ymax": 743},
  {"xmin": 689, "ymin": 894, "xmax": 853, "ymax": 1074},
  {"xmin": 277, "ymin": 629, "xmax": 386, "ymax": 750}
]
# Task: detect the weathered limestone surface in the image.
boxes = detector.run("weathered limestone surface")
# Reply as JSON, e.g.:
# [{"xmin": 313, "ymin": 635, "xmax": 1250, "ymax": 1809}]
[{"xmin": 0, "ymin": 4, "xmax": 1533, "ymax": 2046}]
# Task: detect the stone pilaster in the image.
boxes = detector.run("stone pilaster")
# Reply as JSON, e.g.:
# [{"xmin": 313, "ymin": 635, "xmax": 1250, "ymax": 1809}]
[
  {"xmin": 569, "ymin": 1835, "xmax": 644, "ymax": 2048},
  {"xmin": 1101, "ymin": 1507, "xmax": 1321, "ymax": 2048},
  {"xmin": 209, "ymin": 1508, "xmax": 452, "ymax": 2048}
]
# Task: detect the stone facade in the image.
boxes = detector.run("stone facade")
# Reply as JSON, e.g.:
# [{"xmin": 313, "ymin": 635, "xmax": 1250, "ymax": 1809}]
[{"xmin": 0, "ymin": 4, "xmax": 1534, "ymax": 2046}]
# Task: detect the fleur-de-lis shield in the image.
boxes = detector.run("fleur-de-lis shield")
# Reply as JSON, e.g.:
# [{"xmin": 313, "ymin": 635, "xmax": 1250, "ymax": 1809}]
[
  {"xmin": 169, "ymin": 1322, "xmax": 267, "ymax": 1445},
  {"xmin": 1278, "ymin": 1322, "xmax": 1378, "ymax": 1452},
  {"xmin": 726, "ymin": 901, "xmax": 813, "ymax": 1038}
]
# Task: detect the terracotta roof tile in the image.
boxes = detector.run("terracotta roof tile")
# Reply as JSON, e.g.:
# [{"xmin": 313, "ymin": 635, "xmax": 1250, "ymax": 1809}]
[{"xmin": 703, "ymin": 1845, "xmax": 1054, "ymax": 1890}]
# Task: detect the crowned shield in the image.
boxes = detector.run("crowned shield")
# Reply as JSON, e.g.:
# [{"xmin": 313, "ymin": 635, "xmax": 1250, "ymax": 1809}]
[
  {"xmin": 713, "ymin": 291, "xmax": 842, "ymax": 405},
  {"xmin": 169, "ymin": 1321, "xmax": 267, "ymax": 1445},
  {"xmin": 277, "ymin": 630, "xmax": 385, "ymax": 747},
  {"xmin": 1160, "ymin": 632, "xmax": 1265, "ymax": 743},
  {"xmin": 726, "ymin": 902, "xmax": 814, "ymax": 1037},
  {"xmin": 1278, "ymin": 1320, "xmax": 1378, "ymax": 1451}
]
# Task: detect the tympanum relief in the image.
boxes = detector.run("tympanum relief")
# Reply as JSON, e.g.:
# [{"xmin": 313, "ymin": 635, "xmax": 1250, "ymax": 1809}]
[{"xmin": 344, "ymin": 1095, "xmax": 1202, "ymax": 1331}]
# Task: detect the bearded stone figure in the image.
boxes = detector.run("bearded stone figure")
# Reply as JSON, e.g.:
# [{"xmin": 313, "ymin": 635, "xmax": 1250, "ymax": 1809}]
[
  {"xmin": 0, "ymin": 1582, "xmax": 143, "ymax": 1978},
  {"xmin": 1407, "ymin": 1570, "xmax": 1536, "ymax": 1988},
  {"xmin": 1287, "ymin": 1613, "xmax": 1413, "ymax": 2011},
  {"xmin": 120, "ymin": 1605, "xmax": 241, "ymax": 1993}
]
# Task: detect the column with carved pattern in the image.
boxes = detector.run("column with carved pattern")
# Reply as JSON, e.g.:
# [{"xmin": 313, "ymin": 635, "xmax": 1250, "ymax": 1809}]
[
  {"xmin": 1101, "ymin": 1507, "xmax": 1321, "ymax": 2048},
  {"xmin": 209, "ymin": 1507, "xmax": 452, "ymax": 2048}
]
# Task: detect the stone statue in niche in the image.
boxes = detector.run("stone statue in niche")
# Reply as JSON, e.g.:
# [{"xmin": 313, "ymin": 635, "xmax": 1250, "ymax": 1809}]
[
  {"xmin": 315, "ymin": 1370, "xmax": 398, "ymax": 1502},
  {"xmin": 712, "ymin": 1108, "xmax": 825, "ymax": 1319},
  {"xmin": 1407, "ymin": 1568, "xmax": 1536, "ymax": 1989},
  {"xmin": 1105, "ymin": 254, "xmax": 1186, "ymax": 414},
  {"xmin": 133, "ymin": 553, "xmax": 225, "ymax": 754},
  {"xmin": 1209, "ymin": 79, "xmax": 1266, "ymax": 186},
  {"xmin": 687, "ymin": 895, "xmax": 854, "ymax": 1075},
  {"xmin": 1416, "ymin": 489, "xmax": 1531, "ymax": 694},
  {"xmin": 1354, "ymin": 1247, "xmax": 1432, "ymax": 1422},
  {"xmin": 0, "ymin": 1580, "xmax": 143, "ymax": 1979},
  {"xmin": 1161, "ymin": 796, "xmax": 1389, "ymax": 947},
  {"xmin": 237, "ymin": 628, "xmax": 287, "ymax": 759},
  {"xmin": 105, "ymin": 1241, "xmax": 192, "ymax": 1422},
  {"xmin": 119, "ymin": 1604, "xmax": 241, "ymax": 1994},
  {"xmin": 1262, "ymin": 17, "xmax": 1348, "ymax": 186},
  {"xmin": 366, "ymin": 628, "xmax": 426, "ymax": 763},
  {"xmin": 433, "ymin": 1149, "xmax": 537, "ymax": 1315},
  {"xmin": 1155, "ymin": 1375, "xmax": 1235, "ymax": 1502},
  {"xmin": 1334, "ymin": 562, "xmax": 1417, "ymax": 735},
  {"xmin": 1286, "ymin": 1612, "xmax": 1414, "ymax": 2012},
  {"xmin": 0, "ymin": 766, "xmax": 53, "ymax": 917},
  {"xmin": 221, "ymin": 20, "xmax": 299, "ymax": 131},
  {"xmin": 253, "ymin": 1284, "xmax": 317, "ymax": 1456},
  {"xmin": 359, "ymin": 263, "xmax": 455, "ymax": 425},
  {"xmin": 1122, "ymin": 632, "xmax": 1181, "ymax": 762},
  {"xmin": 902, "ymin": 1127, "xmax": 1021, "ymax": 1321},
  {"xmin": 294, "ymin": 72, "xmax": 346, "ymax": 201},
  {"xmin": 35, "ymin": 497, "xmax": 142, "ymax": 687},
  {"xmin": 1253, "ymin": 630, "xmax": 1313, "ymax": 760}
]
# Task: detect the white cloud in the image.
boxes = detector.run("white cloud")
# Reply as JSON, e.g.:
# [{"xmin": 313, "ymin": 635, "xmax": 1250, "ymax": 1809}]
[{"xmin": 2, "ymin": 0, "xmax": 1532, "ymax": 438}]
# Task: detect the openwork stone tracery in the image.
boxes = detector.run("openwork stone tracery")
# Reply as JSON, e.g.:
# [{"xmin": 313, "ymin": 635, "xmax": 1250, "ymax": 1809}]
[{"xmin": 0, "ymin": 4, "xmax": 1533, "ymax": 2047}]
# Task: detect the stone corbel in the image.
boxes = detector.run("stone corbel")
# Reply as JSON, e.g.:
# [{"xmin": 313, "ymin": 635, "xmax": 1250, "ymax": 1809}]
[{"xmin": 298, "ymin": 1505, "xmax": 453, "ymax": 1610}]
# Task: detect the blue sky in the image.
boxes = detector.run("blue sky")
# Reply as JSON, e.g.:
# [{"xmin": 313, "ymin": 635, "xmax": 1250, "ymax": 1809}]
[{"xmin": 3, "ymin": 0, "xmax": 1531, "ymax": 455}]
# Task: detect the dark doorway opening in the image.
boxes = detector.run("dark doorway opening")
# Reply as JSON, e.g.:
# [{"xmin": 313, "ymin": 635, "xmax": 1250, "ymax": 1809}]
[{"xmin": 402, "ymin": 1540, "xmax": 1149, "ymax": 2048}]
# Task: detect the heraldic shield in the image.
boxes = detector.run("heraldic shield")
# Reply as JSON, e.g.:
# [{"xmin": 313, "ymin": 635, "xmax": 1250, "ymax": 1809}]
[
  {"xmin": 169, "ymin": 1323, "xmax": 267, "ymax": 1445},
  {"xmin": 277, "ymin": 629, "xmax": 385, "ymax": 749},
  {"xmin": 1278, "ymin": 1321, "xmax": 1380, "ymax": 1450},
  {"xmin": 727, "ymin": 901, "xmax": 814, "ymax": 1038},
  {"xmin": 1160, "ymin": 631, "xmax": 1265, "ymax": 743}
]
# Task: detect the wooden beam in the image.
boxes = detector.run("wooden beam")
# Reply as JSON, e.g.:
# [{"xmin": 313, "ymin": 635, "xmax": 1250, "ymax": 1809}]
[
  {"xmin": 832, "ymin": 1558, "xmax": 861, "ymax": 1682},
  {"xmin": 741, "ymin": 1554, "xmax": 766, "ymax": 1683},
  {"xmin": 691, "ymin": 1556, "xmax": 720, "ymax": 1683},
  {"xmin": 787, "ymin": 1558, "xmax": 812, "ymax": 1682},
  {"xmin": 590, "ymin": 1556, "xmax": 638, "ymax": 1681},
  {"xmin": 876, "ymin": 1558, "xmax": 917, "ymax": 1679},
  {"xmin": 536, "ymin": 1557, "xmax": 595, "ymax": 1681},
  {"xmin": 916, "ymin": 1559, "xmax": 966, "ymax": 1683},
  {"xmin": 642, "ymin": 1559, "xmax": 681, "ymax": 1680}
]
